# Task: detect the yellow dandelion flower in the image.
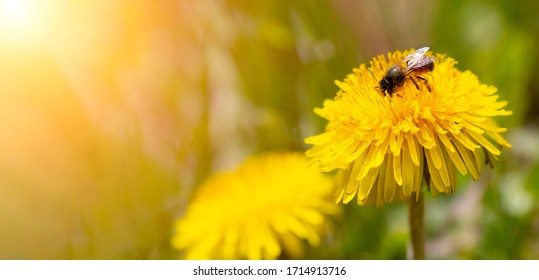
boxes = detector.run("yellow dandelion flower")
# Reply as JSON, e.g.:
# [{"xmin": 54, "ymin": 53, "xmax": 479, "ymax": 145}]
[
  {"xmin": 172, "ymin": 152, "xmax": 339, "ymax": 260},
  {"xmin": 305, "ymin": 48, "xmax": 512, "ymax": 207}
]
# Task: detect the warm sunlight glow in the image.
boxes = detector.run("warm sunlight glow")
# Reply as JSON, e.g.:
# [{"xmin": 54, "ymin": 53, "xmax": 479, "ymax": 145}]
[
  {"xmin": 0, "ymin": 0, "xmax": 34, "ymax": 29},
  {"xmin": 0, "ymin": 0, "xmax": 51, "ymax": 47}
]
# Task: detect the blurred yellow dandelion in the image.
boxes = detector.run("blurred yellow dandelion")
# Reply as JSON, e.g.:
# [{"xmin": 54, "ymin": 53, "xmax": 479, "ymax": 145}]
[
  {"xmin": 172, "ymin": 152, "xmax": 339, "ymax": 260},
  {"xmin": 305, "ymin": 48, "xmax": 512, "ymax": 207}
]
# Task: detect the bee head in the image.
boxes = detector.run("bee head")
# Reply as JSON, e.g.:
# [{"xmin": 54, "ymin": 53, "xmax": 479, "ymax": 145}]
[{"xmin": 379, "ymin": 65, "xmax": 406, "ymax": 95}]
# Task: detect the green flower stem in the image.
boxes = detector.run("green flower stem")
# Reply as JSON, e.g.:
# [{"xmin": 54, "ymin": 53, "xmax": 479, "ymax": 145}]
[{"xmin": 409, "ymin": 190, "xmax": 425, "ymax": 260}]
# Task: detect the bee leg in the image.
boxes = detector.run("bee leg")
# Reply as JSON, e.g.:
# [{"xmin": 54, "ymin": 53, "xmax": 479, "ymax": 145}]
[
  {"xmin": 410, "ymin": 76, "xmax": 420, "ymax": 91},
  {"xmin": 416, "ymin": 76, "xmax": 432, "ymax": 92}
]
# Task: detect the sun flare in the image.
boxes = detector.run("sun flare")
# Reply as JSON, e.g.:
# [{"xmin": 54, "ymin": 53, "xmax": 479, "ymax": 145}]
[
  {"xmin": 0, "ymin": 0, "xmax": 34, "ymax": 29},
  {"xmin": 0, "ymin": 0, "xmax": 52, "ymax": 46}
]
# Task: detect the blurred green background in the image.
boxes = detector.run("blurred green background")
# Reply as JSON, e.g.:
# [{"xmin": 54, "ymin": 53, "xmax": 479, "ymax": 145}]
[{"xmin": 0, "ymin": 0, "xmax": 538, "ymax": 259}]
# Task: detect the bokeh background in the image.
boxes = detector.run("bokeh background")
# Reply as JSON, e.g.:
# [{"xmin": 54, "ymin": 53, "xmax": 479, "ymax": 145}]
[{"xmin": 0, "ymin": 0, "xmax": 537, "ymax": 259}]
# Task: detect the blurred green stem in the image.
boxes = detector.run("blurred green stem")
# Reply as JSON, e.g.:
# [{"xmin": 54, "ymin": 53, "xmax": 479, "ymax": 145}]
[{"xmin": 409, "ymin": 190, "xmax": 425, "ymax": 260}]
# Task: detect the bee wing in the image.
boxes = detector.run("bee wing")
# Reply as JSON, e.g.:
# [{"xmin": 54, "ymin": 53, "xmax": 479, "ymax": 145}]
[
  {"xmin": 405, "ymin": 56, "xmax": 435, "ymax": 72},
  {"xmin": 403, "ymin": 47, "xmax": 429, "ymax": 63},
  {"xmin": 403, "ymin": 47, "xmax": 434, "ymax": 72}
]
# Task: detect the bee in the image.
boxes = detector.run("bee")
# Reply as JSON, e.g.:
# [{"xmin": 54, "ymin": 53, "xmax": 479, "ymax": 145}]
[{"xmin": 379, "ymin": 47, "xmax": 435, "ymax": 95}]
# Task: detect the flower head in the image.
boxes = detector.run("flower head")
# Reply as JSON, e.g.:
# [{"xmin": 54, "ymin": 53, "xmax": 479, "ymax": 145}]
[
  {"xmin": 305, "ymin": 48, "xmax": 511, "ymax": 207},
  {"xmin": 172, "ymin": 152, "xmax": 339, "ymax": 259}
]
